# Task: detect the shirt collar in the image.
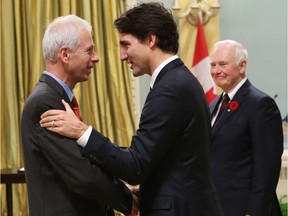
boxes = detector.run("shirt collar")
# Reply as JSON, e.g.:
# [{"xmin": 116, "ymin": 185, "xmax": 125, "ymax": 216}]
[
  {"xmin": 224, "ymin": 77, "xmax": 247, "ymax": 100},
  {"xmin": 44, "ymin": 71, "xmax": 74, "ymax": 101},
  {"xmin": 150, "ymin": 55, "xmax": 179, "ymax": 89}
]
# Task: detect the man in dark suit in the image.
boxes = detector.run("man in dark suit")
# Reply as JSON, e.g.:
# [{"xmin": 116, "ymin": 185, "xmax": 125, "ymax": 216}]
[
  {"xmin": 209, "ymin": 40, "xmax": 283, "ymax": 216},
  {"xmin": 39, "ymin": 3, "xmax": 223, "ymax": 216},
  {"xmin": 21, "ymin": 15, "xmax": 135, "ymax": 216}
]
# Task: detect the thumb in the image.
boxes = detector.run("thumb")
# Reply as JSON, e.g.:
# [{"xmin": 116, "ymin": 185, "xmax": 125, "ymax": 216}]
[{"xmin": 61, "ymin": 99, "xmax": 73, "ymax": 112}]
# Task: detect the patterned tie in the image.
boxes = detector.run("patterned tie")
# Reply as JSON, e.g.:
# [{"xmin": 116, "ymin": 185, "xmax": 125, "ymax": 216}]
[
  {"xmin": 214, "ymin": 94, "xmax": 230, "ymax": 126},
  {"xmin": 72, "ymin": 96, "xmax": 83, "ymax": 121}
]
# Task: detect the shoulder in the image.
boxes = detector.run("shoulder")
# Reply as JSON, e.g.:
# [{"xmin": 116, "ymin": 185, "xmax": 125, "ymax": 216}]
[
  {"xmin": 23, "ymin": 80, "xmax": 67, "ymax": 118},
  {"xmin": 26, "ymin": 81, "xmax": 60, "ymax": 104},
  {"xmin": 246, "ymin": 84, "xmax": 276, "ymax": 106},
  {"xmin": 242, "ymin": 84, "xmax": 281, "ymax": 122}
]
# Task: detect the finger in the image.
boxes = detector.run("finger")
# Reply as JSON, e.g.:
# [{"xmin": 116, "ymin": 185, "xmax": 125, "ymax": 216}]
[
  {"xmin": 40, "ymin": 116, "xmax": 62, "ymax": 127},
  {"xmin": 40, "ymin": 119, "xmax": 54, "ymax": 128},
  {"xmin": 45, "ymin": 125, "xmax": 62, "ymax": 133},
  {"xmin": 61, "ymin": 99, "xmax": 73, "ymax": 113},
  {"xmin": 131, "ymin": 187, "xmax": 139, "ymax": 196},
  {"xmin": 40, "ymin": 109, "xmax": 67, "ymax": 124},
  {"xmin": 41, "ymin": 109, "xmax": 63, "ymax": 119},
  {"xmin": 40, "ymin": 115, "xmax": 55, "ymax": 124},
  {"xmin": 40, "ymin": 114, "xmax": 60, "ymax": 125}
]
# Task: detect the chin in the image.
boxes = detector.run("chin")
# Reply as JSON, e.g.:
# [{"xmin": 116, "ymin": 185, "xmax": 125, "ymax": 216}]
[
  {"xmin": 80, "ymin": 77, "xmax": 90, "ymax": 82},
  {"xmin": 132, "ymin": 73, "xmax": 141, "ymax": 77},
  {"xmin": 132, "ymin": 70, "xmax": 145, "ymax": 77},
  {"xmin": 131, "ymin": 71, "xmax": 139, "ymax": 77},
  {"xmin": 215, "ymin": 80, "xmax": 225, "ymax": 86}
]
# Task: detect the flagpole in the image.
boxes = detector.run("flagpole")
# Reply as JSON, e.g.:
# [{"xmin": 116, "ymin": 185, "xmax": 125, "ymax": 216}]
[{"xmin": 198, "ymin": 11, "xmax": 203, "ymax": 24}]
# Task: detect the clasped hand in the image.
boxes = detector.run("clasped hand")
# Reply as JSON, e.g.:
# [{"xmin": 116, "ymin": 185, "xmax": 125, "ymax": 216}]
[{"xmin": 127, "ymin": 186, "xmax": 140, "ymax": 216}]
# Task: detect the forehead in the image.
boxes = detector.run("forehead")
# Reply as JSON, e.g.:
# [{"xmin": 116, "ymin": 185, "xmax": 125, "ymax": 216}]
[
  {"xmin": 78, "ymin": 30, "xmax": 94, "ymax": 47},
  {"xmin": 119, "ymin": 33, "xmax": 139, "ymax": 44},
  {"xmin": 211, "ymin": 44, "xmax": 235, "ymax": 60}
]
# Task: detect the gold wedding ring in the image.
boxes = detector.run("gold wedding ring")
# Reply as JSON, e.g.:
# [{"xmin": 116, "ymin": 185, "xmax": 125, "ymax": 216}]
[{"xmin": 52, "ymin": 120, "xmax": 55, "ymax": 127}]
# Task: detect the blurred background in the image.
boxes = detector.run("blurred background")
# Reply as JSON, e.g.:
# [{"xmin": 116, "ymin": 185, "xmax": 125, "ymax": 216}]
[{"xmin": 1, "ymin": 0, "xmax": 287, "ymax": 215}]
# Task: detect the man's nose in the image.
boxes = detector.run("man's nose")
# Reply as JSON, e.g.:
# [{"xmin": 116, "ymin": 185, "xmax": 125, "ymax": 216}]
[
  {"xmin": 92, "ymin": 51, "xmax": 100, "ymax": 63},
  {"xmin": 120, "ymin": 50, "xmax": 128, "ymax": 61}
]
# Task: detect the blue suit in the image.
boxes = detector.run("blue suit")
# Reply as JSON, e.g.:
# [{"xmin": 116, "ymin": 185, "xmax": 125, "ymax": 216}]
[
  {"xmin": 209, "ymin": 79, "xmax": 283, "ymax": 216},
  {"xmin": 82, "ymin": 58, "xmax": 223, "ymax": 216}
]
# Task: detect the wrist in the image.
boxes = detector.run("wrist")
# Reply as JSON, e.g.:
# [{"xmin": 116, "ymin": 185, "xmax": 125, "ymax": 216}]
[
  {"xmin": 77, "ymin": 125, "xmax": 92, "ymax": 147},
  {"xmin": 78, "ymin": 122, "xmax": 89, "ymax": 139}
]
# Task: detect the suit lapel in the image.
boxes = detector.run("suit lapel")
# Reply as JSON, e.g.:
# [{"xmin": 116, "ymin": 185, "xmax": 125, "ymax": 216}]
[
  {"xmin": 210, "ymin": 95, "xmax": 222, "ymax": 116},
  {"xmin": 212, "ymin": 80, "xmax": 251, "ymax": 134},
  {"xmin": 39, "ymin": 74, "xmax": 71, "ymax": 105}
]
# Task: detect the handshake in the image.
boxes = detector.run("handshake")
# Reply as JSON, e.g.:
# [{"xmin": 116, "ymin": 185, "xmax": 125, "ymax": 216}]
[{"xmin": 127, "ymin": 185, "xmax": 140, "ymax": 216}]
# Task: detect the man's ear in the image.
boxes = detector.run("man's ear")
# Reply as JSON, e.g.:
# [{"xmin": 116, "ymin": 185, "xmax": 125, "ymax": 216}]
[
  {"xmin": 239, "ymin": 59, "xmax": 247, "ymax": 75},
  {"xmin": 147, "ymin": 34, "xmax": 157, "ymax": 48},
  {"xmin": 60, "ymin": 47, "xmax": 69, "ymax": 62}
]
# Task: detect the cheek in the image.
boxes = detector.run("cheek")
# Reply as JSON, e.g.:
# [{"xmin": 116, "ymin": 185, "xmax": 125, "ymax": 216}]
[
  {"xmin": 210, "ymin": 68, "xmax": 217, "ymax": 78},
  {"xmin": 82, "ymin": 56, "xmax": 92, "ymax": 66},
  {"xmin": 210, "ymin": 68, "xmax": 215, "ymax": 75},
  {"xmin": 127, "ymin": 47, "xmax": 136, "ymax": 57}
]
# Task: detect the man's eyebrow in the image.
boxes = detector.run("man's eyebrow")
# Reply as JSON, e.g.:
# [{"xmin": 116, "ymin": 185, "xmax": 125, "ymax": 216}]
[
  {"xmin": 85, "ymin": 45, "xmax": 94, "ymax": 50},
  {"xmin": 119, "ymin": 40, "xmax": 129, "ymax": 46}
]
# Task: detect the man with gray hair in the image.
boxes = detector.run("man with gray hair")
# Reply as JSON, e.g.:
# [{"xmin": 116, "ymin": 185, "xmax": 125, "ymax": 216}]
[
  {"xmin": 40, "ymin": 3, "xmax": 224, "ymax": 216},
  {"xmin": 209, "ymin": 40, "xmax": 283, "ymax": 216},
  {"xmin": 21, "ymin": 15, "xmax": 136, "ymax": 216}
]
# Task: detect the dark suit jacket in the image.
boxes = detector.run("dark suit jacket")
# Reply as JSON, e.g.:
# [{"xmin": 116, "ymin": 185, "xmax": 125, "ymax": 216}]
[
  {"xmin": 82, "ymin": 59, "xmax": 224, "ymax": 216},
  {"xmin": 21, "ymin": 74, "xmax": 132, "ymax": 216},
  {"xmin": 209, "ymin": 79, "xmax": 283, "ymax": 216}
]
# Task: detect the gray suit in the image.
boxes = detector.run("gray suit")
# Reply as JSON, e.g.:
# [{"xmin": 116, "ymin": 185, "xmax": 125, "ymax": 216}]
[{"xmin": 21, "ymin": 74, "xmax": 132, "ymax": 216}]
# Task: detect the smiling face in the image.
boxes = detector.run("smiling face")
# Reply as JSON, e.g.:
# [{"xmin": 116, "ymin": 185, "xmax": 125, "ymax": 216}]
[
  {"xmin": 65, "ymin": 29, "xmax": 99, "ymax": 86},
  {"xmin": 119, "ymin": 33, "xmax": 152, "ymax": 77},
  {"xmin": 210, "ymin": 43, "xmax": 246, "ymax": 93}
]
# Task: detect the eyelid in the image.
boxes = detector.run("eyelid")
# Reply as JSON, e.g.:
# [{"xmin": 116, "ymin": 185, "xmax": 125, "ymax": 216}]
[
  {"xmin": 86, "ymin": 47, "xmax": 94, "ymax": 53},
  {"xmin": 121, "ymin": 43, "xmax": 128, "ymax": 47},
  {"xmin": 120, "ymin": 45, "xmax": 129, "ymax": 51}
]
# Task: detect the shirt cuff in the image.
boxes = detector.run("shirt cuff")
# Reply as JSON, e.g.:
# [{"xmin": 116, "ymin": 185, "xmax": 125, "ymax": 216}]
[{"xmin": 77, "ymin": 125, "xmax": 92, "ymax": 147}]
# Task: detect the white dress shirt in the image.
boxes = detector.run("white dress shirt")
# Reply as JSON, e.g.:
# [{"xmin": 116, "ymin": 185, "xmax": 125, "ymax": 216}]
[{"xmin": 211, "ymin": 77, "xmax": 247, "ymax": 126}]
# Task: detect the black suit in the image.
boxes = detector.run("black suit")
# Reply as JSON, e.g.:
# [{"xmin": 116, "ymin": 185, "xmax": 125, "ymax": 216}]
[
  {"xmin": 81, "ymin": 59, "xmax": 223, "ymax": 216},
  {"xmin": 21, "ymin": 74, "xmax": 132, "ymax": 216},
  {"xmin": 209, "ymin": 80, "xmax": 283, "ymax": 216}
]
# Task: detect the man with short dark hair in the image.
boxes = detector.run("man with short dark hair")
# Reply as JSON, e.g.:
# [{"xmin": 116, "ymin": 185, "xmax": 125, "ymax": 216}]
[{"xmin": 40, "ymin": 3, "xmax": 223, "ymax": 216}]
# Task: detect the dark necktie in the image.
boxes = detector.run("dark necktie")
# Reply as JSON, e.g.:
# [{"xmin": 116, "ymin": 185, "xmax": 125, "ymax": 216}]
[
  {"xmin": 214, "ymin": 94, "xmax": 230, "ymax": 125},
  {"xmin": 72, "ymin": 96, "xmax": 83, "ymax": 121}
]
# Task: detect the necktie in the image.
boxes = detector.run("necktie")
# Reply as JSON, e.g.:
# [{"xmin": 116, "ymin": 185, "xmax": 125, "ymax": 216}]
[
  {"xmin": 214, "ymin": 94, "xmax": 230, "ymax": 126},
  {"xmin": 72, "ymin": 96, "xmax": 83, "ymax": 121}
]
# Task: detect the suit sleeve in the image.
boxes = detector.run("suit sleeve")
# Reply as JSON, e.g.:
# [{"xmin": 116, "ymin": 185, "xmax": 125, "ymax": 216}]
[
  {"xmin": 246, "ymin": 96, "xmax": 283, "ymax": 214},
  {"xmin": 81, "ymin": 82, "xmax": 195, "ymax": 185},
  {"xmin": 34, "ymin": 95, "xmax": 132, "ymax": 214}
]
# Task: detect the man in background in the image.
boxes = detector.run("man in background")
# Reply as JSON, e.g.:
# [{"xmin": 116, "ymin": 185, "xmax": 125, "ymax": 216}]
[
  {"xmin": 209, "ymin": 40, "xmax": 283, "ymax": 216},
  {"xmin": 40, "ymin": 3, "xmax": 223, "ymax": 216},
  {"xmin": 21, "ymin": 15, "xmax": 136, "ymax": 216}
]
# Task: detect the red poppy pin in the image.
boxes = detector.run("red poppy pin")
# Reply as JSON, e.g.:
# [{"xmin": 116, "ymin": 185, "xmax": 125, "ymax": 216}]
[{"xmin": 229, "ymin": 101, "xmax": 239, "ymax": 111}]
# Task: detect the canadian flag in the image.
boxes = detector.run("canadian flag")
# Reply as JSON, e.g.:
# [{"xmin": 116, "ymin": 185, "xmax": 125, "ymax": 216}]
[{"xmin": 191, "ymin": 15, "xmax": 217, "ymax": 104}]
